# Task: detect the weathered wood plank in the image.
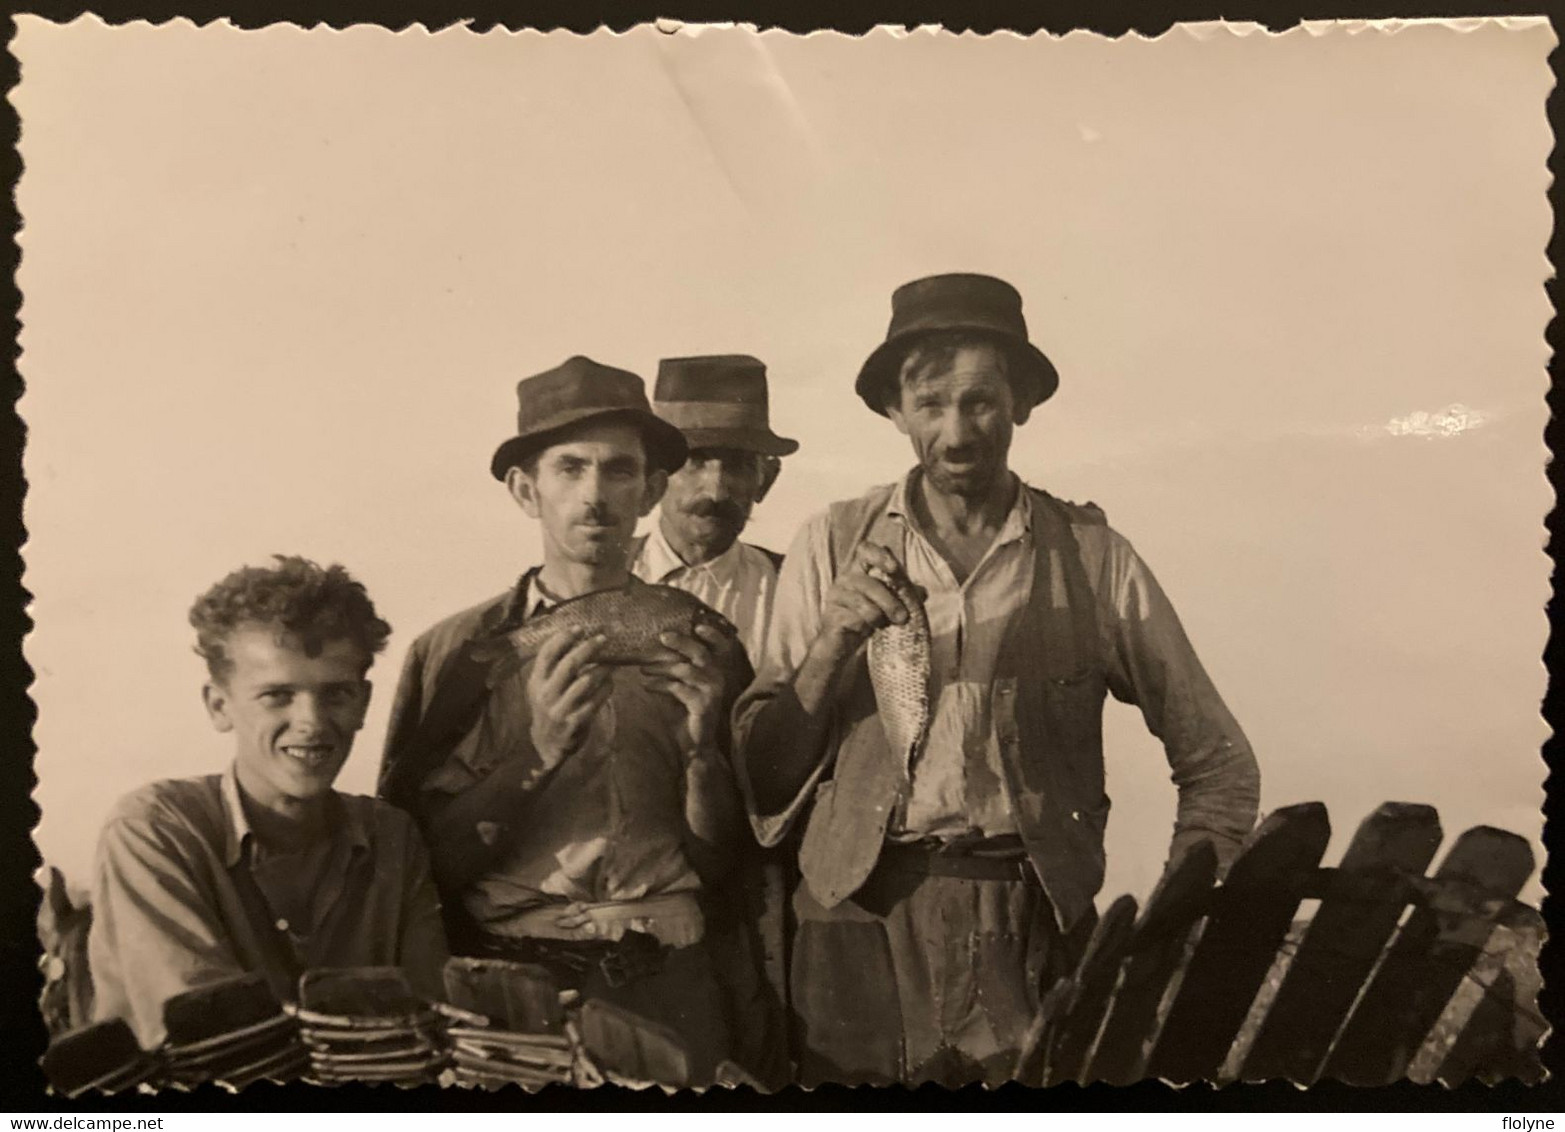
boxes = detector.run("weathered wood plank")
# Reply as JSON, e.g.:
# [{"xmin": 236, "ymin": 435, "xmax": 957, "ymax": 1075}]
[
  {"xmin": 1083, "ymin": 840, "xmax": 1217, "ymax": 1085},
  {"xmin": 1146, "ymin": 803, "xmax": 1330, "ymax": 1084},
  {"xmin": 1322, "ymin": 826, "xmax": 1535, "ymax": 1084},
  {"xmin": 1237, "ymin": 802, "xmax": 1442, "ymax": 1084},
  {"xmin": 1433, "ymin": 904, "xmax": 1547, "ymax": 1086},
  {"xmin": 1040, "ymin": 895, "xmax": 1138, "ymax": 1086}
]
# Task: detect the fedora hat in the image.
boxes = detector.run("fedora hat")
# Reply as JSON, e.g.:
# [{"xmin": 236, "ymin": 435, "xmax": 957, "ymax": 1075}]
[
  {"xmin": 653, "ymin": 355, "xmax": 800, "ymax": 458},
  {"xmin": 854, "ymin": 273, "xmax": 1060, "ymax": 416},
  {"xmin": 489, "ymin": 355, "xmax": 689, "ymax": 480}
]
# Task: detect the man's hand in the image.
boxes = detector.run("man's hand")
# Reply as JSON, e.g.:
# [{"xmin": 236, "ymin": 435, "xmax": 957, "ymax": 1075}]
[
  {"xmin": 641, "ymin": 622, "xmax": 730, "ymax": 753},
  {"xmin": 818, "ymin": 541, "xmax": 922, "ymax": 654},
  {"xmin": 526, "ymin": 627, "xmax": 612, "ymax": 769}
]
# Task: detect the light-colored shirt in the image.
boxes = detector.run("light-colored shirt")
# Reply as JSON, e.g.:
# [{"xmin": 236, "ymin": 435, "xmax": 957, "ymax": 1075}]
[
  {"xmin": 632, "ymin": 519, "xmax": 780, "ymax": 661},
  {"xmin": 753, "ymin": 470, "xmax": 1254, "ymax": 847},
  {"xmin": 89, "ymin": 768, "xmax": 448, "ymax": 1048}
]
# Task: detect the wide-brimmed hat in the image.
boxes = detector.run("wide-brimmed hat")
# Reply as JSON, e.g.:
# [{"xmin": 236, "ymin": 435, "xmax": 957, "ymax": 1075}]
[
  {"xmin": 854, "ymin": 273, "xmax": 1060, "ymax": 415},
  {"xmin": 489, "ymin": 355, "xmax": 689, "ymax": 480},
  {"xmin": 653, "ymin": 355, "xmax": 800, "ymax": 458}
]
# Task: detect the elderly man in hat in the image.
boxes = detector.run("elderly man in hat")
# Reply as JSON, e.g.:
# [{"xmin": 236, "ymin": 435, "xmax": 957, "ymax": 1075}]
[
  {"xmin": 377, "ymin": 356, "xmax": 766, "ymax": 1086},
  {"xmin": 631, "ymin": 355, "xmax": 797, "ymax": 661},
  {"xmin": 628, "ymin": 354, "xmax": 799, "ymax": 1074},
  {"xmin": 734, "ymin": 274, "xmax": 1261, "ymax": 1086}
]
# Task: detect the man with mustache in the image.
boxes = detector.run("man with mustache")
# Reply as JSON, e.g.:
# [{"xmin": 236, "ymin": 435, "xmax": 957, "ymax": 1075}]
[
  {"xmin": 734, "ymin": 274, "xmax": 1261, "ymax": 1086},
  {"xmin": 628, "ymin": 354, "xmax": 798, "ymax": 1080},
  {"xmin": 89, "ymin": 556, "xmax": 447, "ymax": 1049},
  {"xmin": 630, "ymin": 355, "xmax": 797, "ymax": 661},
  {"xmin": 378, "ymin": 357, "xmax": 770, "ymax": 1087}
]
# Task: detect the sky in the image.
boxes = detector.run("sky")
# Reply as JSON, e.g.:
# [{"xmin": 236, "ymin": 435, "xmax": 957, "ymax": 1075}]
[{"xmin": 15, "ymin": 17, "xmax": 1556, "ymax": 906}]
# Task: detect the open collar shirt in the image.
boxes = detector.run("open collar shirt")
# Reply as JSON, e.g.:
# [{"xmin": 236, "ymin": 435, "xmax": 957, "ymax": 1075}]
[
  {"xmin": 632, "ymin": 519, "xmax": 780, "ymax": 662},
  {"xmin": 89, "ymin": 766, "xmax": 447, "ymax": 1048}
]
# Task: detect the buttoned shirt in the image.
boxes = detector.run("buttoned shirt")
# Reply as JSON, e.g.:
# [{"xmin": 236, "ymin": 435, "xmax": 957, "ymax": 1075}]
[
  {"xmin": 753, "ymin": 469, "xmax": 1256, "ymax": 848},
  {"xmin": 408, "ymin": 571, "xmax": 748, "ymax": 946},
  {"xmin": 631, "ymin": 519, "xmax": 780, "ymax": 661},
  {"xmin": 89, "ymin": 767, "xmax": 448, "ymax": 1048}
]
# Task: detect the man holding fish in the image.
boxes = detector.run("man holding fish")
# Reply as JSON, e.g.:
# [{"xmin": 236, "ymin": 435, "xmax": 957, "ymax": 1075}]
[
  {"xmin": 378, "ymin": 356, "xmax": 774, "ymax": 1086},
  {"xmin": 734, "ymin": 273, "xmax": 1262, "ymax": 1086}
]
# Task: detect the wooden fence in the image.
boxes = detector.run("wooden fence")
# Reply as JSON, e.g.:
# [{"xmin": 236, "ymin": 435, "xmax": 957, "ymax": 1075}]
[{"xmin": 1016, "ymin": 802, "xmax": 1546, "ymax": 1088}]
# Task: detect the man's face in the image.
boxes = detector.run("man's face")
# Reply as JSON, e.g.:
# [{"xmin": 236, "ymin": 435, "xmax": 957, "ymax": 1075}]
[
  {"xmin": 660, "ymin": 447, "xmax": 773, "ymax": 560},
  {"xmin": 203, "ymin": 627, "xmax": 371, "ymax": 809},
  {"xmin": 886, "ymin": 344, "xmax": 1024, "ymax": 500},
  {"xmin": 510, "ymin": 421, "xmax": 665, "ymax": 567}
]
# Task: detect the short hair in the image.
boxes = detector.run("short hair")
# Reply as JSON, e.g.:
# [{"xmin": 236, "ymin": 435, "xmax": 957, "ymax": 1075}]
[
  {"xmin": 189, "ymin": 555, "xmax": 391, "ymax": 682},
  {"xmin": 888, "ymin": 330, "xmax": 1016, "ymax": 408}
]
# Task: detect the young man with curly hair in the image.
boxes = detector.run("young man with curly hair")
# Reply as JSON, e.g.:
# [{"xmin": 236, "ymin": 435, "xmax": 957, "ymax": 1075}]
[{"xmin": 88, "ymin": 556, "xmax": 448, "ymax": 1048}]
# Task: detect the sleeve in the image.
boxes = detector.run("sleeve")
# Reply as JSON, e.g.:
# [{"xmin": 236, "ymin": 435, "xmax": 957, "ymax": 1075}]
[
  {"xmin": 680, "ymin": 646, "xmax": 755, "ymax": 880},
  {"xmin": 378, "ymin": 636, "xmax": 430, "ymax": 812},
  {"xmin": 88, "ymin": 805, "xmax": 247, "ymax": 1049},
  {"xmin": 1096, "ymin": 529, "xmax": 1262, "ymax": 870},
  {"xmin": 394, "ymin": 821, "xmax": 450, "ymax": 1003},
  {"xmin": 730, "ymin": 511, "xmax": 840, "ymax": 847}
]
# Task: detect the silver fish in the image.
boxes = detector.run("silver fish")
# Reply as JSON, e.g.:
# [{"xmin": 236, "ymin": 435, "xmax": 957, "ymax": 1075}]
[{"xmin": 865, "ymin": 565, "xmax": 932, "ymax": 765}]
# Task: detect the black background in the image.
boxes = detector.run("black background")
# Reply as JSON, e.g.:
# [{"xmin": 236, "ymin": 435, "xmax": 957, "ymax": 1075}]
[{"xmin": 0, "ymin": 0, "xmax": 1560, "ymax": 1113}]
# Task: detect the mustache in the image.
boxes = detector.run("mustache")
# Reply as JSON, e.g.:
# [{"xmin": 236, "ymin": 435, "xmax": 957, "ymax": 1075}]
[
  {"xmin": 579, "ymin": 504, "xmax": 619, "ymax": 525},
  {"xmin": 682, "ymin": 498, "xmax": 746, "ymax": 524}
]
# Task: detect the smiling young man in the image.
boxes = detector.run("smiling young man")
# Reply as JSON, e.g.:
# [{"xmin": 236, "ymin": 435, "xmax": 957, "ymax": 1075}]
[
  {"xmin": 88, "ymin": 557, "xmax": 448, "ymax": 1049},
  {"xmin": 377, "ymin": 356, "xmax": 774, "ymax": 1087},
  {"xmin": 734, "ymin": 273, "xmax": 1262, "ymax": 1086}
]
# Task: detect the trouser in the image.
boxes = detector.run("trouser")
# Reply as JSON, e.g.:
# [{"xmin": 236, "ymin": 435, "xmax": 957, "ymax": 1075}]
[
  {"xmin": 489, "ymin": 932, "xmax": 732, "ymax": 1087},
  {"xmin": 790, "ymin": 845, "xmax": 1068, "ymax": 1087}
]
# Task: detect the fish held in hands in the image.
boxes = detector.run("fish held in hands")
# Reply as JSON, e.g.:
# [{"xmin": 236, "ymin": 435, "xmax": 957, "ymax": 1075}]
[
  {"xmin": 477, "ymin": 583, "xmax": 739, "ymax": 674},
  {"xmin": 865, "ymin": 564, "xmax": 933, "ymax": 765}
]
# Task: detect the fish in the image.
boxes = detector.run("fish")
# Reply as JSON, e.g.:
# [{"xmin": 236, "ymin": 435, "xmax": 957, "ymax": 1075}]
[
  {"xmin": 864, "ymin": 564, "xmax": 933, "ymax": 766},
  {"xmin": 475, "ymin": 583, "xmax": 739, "ymax": 674}
]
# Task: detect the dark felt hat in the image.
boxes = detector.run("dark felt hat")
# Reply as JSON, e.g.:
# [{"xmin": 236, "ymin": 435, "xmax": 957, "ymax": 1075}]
[
  {"xmin": 489, "ymin": 355, "xmax": 689, "ymax": 480},
  {"xmin": 652, "ymin": 355, "xmax": 800, "ymax": 458},
  {"xmin": 854, "ymin": 273, "xmax": 1060, "ymax": 415}
]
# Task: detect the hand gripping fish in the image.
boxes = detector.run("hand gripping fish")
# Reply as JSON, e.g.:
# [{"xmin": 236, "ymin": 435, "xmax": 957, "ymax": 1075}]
[
  {"xmin": 864, "ymin": 564, "xmax": 933, "ymax": 766},
  {"xmin": 472, "ymin": 584, "xmax": 740, "ymax": 685}
]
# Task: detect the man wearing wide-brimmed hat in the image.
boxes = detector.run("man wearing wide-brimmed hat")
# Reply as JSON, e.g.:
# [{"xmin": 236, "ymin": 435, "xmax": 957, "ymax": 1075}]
[
  {"xmin": 629, "ymin": 354, "xmax": 799, "ymax": 1077},
  {"xmin": 377, "ymin": 356, "xmax": 768, "ymax": 1087},
  {"xmin": 631, "ymin": 355, "xmax": 798, "ymax": 660},
  {"xmin": 733, "ymin": 274, "xmax": 1261, "ymax": 1086}
]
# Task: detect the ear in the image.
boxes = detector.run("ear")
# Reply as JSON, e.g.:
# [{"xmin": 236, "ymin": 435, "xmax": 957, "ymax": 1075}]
[
  {"xmin": 506, "ymin": 465, "xmax": 541, "ymax": 518},
  {"xmin": 202, "ymin": 682, "xmax": 235, "ymax": 734},
  {"xmin": 885, "ymin": 402, "xmax": 912, "ymax": 437},
  {"xmin": 640, "ymin": 468, "xmax": 669, "ymax": 516},
  {"xmin": 1012, "ymin": 397, "xmax": 1034, "ymax": 426},
  {"xmin": 352, "ymin": 679, "xmax": 374, "ymax": 728},
  {"xmin": 755, "ymin": 455, "xmax": 781, "ymax": 504}
]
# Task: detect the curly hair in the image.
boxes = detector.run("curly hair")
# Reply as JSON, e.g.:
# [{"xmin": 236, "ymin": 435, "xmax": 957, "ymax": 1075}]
[{"xmin": 189, "ymin": 555, "xmax": 392, "ymax": 682}]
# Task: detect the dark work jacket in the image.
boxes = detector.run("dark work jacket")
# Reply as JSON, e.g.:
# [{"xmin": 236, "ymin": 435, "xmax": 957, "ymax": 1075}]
[{"xmin": 790, "ymin": 485, "xmax": 1113, "ymax": 933}]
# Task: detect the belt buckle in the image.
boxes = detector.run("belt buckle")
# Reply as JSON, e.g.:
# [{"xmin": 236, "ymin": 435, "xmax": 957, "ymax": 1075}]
[{"xmin": 598, "ymin": 949, "xmax": 633, "ymax": 989}]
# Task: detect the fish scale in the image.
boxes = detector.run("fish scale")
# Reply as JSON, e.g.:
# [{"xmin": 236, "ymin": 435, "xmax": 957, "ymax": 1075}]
[
  {"xmin": 475, "ymin": 583, "xmax": 739, "ymax": 677},
  {"xmin": 865, "ymin": 566, "xmax": 933, "ymax": 766}
]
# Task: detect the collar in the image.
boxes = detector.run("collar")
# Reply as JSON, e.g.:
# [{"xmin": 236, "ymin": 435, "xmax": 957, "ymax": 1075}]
[
  {"xmin": 641, "ymin": 516, "xmax": 747, "ymax": 586},
  {"xmin": 886, "ymin": 468, "xmax": 1032, "ymax": 544},
  {"xmin": 220, "ymin": 764, "xmax": 368, "ymax": 868}
]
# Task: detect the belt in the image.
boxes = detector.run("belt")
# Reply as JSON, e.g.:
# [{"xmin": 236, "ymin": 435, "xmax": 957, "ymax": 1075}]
[
  {"xmin": 874, "ymin": 839, "xmax": 1035, "ymax": 883},
  {"xmin": 482, "ymin": 931, "xmax": 670, "ymax": 990},
  {"xmin": 493, "ymin": 891, "xmax": 705, "ymax": 949}
]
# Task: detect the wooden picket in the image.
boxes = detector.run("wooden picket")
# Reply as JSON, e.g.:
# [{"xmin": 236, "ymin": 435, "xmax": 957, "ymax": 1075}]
[{"xmin": 1018, "ymin": 801, "xmax": 1543, "ymax": 1088}]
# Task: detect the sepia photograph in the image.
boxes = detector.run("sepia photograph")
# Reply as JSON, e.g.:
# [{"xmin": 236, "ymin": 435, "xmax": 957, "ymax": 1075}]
[{"xmin": 10, "ymin": 13, "xmax": 1557, "ymax": 1100}]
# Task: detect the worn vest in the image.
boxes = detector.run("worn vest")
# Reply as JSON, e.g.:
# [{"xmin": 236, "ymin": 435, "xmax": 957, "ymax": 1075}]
[{"xmin": 796, "ymin": 482, "xmax": 1109, "ymax": 931}]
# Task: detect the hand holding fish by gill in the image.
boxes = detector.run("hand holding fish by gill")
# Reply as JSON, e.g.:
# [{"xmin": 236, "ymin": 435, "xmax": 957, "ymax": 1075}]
[{"xmin": 864, "ymin": 563, "xmax": 934, "ymax": 767}]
